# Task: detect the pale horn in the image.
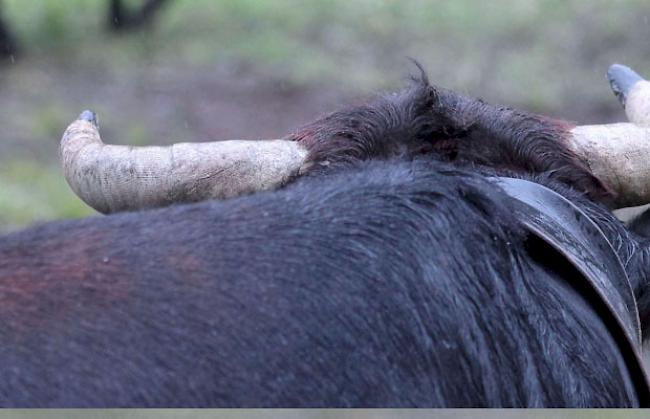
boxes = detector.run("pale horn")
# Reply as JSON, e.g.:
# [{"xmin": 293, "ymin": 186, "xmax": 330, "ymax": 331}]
[
  {"xmin": 62, "ymin": 65, "xmax": 650, "ymax": 213},
  {"xmin": 608, "ymin": 64, "xmax": 650, "ymax": 126},
  {"xmin": 60, "ymin": 111, "xmax": 308, "ymax": 214},
  {"xmin": 568, "ymin": 64, "xmax": 650, "ymax": 208}
]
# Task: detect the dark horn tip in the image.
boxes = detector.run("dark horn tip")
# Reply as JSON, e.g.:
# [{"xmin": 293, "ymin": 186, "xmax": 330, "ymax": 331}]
[
  {"xmin": 607, "ymin": 64, "xmax": 644, "ymax": 107},
  {"xmin": 78, "ymin": 110, "xmax": 99, "ymax": 127}
]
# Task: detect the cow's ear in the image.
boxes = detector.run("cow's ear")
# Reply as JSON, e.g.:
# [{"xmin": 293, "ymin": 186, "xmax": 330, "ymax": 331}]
[{"xmin": 626, "ymin": 241, "xmax": 650, "ymax": 340}]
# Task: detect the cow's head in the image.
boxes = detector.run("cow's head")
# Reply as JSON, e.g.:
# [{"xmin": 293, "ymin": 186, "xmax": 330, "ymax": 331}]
[{"xmin": 60, "ymin": 63, "xmax": 650, "ymax": 213}]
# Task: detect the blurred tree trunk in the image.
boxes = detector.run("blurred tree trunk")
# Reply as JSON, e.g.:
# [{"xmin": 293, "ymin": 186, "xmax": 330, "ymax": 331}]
[
  {"xmin": 0, "ymin": 4, "xmax": 17, "ymax": 60},
  {"xmin": 108, "ymin": 0, "xmax": 170, "ymax": 32}
]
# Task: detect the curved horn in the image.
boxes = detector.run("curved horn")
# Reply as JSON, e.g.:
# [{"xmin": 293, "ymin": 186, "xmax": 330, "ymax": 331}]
[
  {"xmin": 569, "ymin": 123, "xmax": 650, "ymax": 208},
  {"xmin": 608, "ymin": 64, "xmax": 650, "ymax": 126},
  {"xmin": 60, "ymin": 111, "xmax": 308, "ymax": 214},
  {"xmin": 567, "ymin": 64, "xmax": 650, "ymax": 208}
]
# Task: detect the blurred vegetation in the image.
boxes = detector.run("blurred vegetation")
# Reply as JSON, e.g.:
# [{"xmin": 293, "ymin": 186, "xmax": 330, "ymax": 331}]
[{"xmin": 1, "ymin": 0, "xmax": 650, "ymax": 232}]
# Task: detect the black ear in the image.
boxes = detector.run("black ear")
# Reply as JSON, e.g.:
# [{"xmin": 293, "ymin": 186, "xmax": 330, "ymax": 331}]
[
  {"xmin": 626, "ymin": 212, "xmax": 650, "ymax": 339},
  {"xmin": 627, "ymin": 209, "xmax": 650, "ymax": 239},
  {"xmin": 631, "ymin": 251, "xmax": 650, "ymax": 340}
]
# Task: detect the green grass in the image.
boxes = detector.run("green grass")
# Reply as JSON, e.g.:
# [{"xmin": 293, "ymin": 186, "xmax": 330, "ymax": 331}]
[
  {"xmin": 3, "ymin": 0, "xmax": 649, "ymax": 90},
  {"xmin": 0, "ymin": 161, "xmax": 94, "ymax": 233}
]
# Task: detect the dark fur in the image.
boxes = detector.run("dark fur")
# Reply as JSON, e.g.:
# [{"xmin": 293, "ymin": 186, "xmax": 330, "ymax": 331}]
[
  {"xmin": 629, "ymin": 210, "xmax": 650, "ymax": 239},
  {"xmin": 289, "ymin": 68, "xmax": 613, "ymax": 204},
  {"xmin": 1, "ymin": 73, "xmax": 648, "ymax": 407}
]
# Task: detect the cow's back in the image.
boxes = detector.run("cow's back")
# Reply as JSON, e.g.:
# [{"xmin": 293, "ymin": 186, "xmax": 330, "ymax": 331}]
[{"xmin": 0, "ymin": 160, "xmax": 639, "ymax": 406}]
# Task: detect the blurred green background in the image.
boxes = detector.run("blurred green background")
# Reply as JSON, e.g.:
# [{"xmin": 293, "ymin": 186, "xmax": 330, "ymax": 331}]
[{"xmin": 1, "ymin": 0, "xmax": 650, "ymax": 232}]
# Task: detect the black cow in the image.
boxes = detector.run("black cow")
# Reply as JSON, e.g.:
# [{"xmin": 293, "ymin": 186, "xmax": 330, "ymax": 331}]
[{"xmin": 1, "ymin": 70, "xmax": 649, "ymax": 407}]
